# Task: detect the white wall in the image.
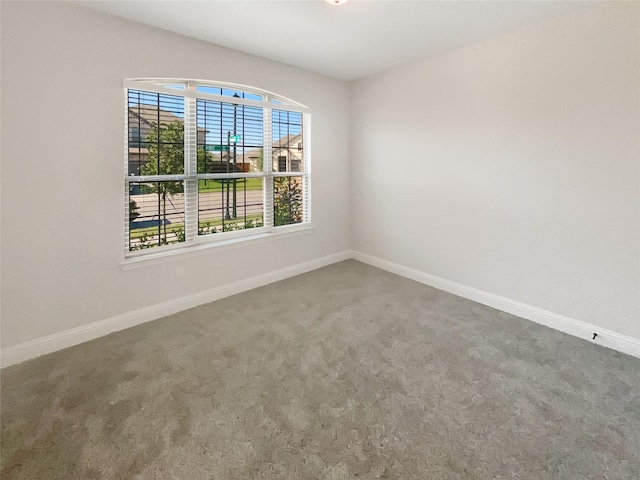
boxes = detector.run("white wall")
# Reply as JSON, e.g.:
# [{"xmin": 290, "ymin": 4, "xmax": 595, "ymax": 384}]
[
  {"xmin": 351, "ymin": 2, "xmax": 640, "ymax": 340},
  {"xmin": 2, "ymin": 1, "xmax": 638, "ymax": 354},
  {"xmin": 0, "ymin": 1, "xmax": 350, "ymax": 348}
]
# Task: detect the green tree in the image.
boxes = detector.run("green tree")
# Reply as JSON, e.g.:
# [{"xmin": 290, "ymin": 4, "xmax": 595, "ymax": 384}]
[
  {"xmin": 129, "ymin": 199, "xmax": 140, "ymax": 224},
  {"xmin": 141, "ymin": 121, "xmax": 184, "ymax": 244},
  {"xmin": 142, "ymin": 121, "xmax": 211, "ymax": 244},
  {"xmin": 273, "ymin": 177, "xmax": 303, "ymax": 226}
]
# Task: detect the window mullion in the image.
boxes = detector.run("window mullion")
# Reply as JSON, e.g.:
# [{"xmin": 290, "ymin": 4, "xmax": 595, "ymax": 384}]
[
  {"xmin": 124, "ymin": 182, "xmax": 131, "ymax": 255},
  {"xmin": 184, "ymin": 86, "xmax": 198, "ymax": 242},
  {"xmin": 263, "ymin": 100, "xmax": 274, "ymax": 229},
  {"xmin": 302, "ymin": 113, "xmax": 311, "ymax": 224},
  {"xmin": 124, "ymin": 93, "xmax": 131, "ymax": 255}
]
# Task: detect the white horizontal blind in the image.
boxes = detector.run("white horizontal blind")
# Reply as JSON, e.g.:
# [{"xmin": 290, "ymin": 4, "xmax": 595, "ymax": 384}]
[
  {"xmin": 195, "ymin": 96, "xmax": 266, "ymax": 235},
  {"xmin": 271, "ymin": 108, "xmax": 310, "ymax": 226},
  {"xmin": 125, "ymin": 79, "xmax": 311, "ymax": 256},
  {"xmin": 127, "ymin": 89, "xmax": 187, "ymax": 251}
]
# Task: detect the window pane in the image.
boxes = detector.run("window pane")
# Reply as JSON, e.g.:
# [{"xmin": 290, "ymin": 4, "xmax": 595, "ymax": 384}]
[
  {"xmin": 128, "ymin": 90, "xmax": 185, "ymax": 176},
  {"xmin": 196, "ymin": 85, "xmax": 263, "ymax": 101},
  {"xmin": 273, "ymin": 176, "xmax": 304, "ymax": 227},
  {"xmin": 198, "ymin": 178, "xmax": 264, "ymax": 235},
  {"xmin": 126, "ymin": 81, "xmax": 310, "ymax": 257},
  {"xmin": 197, "ymin": 99, "xmax": 264, "ymax": 174},
  {"xmin": 129, "ymin": 181, "xmax": 185, "ymax": 250},
  {"xmin": 272, "ymin": 110, "xmax": 304, "ymax": 173}
]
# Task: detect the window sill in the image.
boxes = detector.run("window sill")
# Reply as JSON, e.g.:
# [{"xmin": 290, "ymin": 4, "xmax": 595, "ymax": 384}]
[{"xmin": 120, "ymin": 224, "xmax": 314, "ymax": 271}]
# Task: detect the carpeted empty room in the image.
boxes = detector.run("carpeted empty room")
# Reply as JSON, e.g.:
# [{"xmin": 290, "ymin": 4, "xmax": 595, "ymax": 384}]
[
  {"xmin": 3, "ymin": 0, "xmax": 640, "ymax": 479},
  {"xmin": 2, "ymin": 261, "xmax": 639, "ymax": 479}
]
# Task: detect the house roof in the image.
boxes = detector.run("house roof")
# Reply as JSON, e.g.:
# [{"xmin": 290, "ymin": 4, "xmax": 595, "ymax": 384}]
[
  {"xmin": 273, "ymin": 133, "xmax": 303, "ymax": 149},
  {"xmin": 129, "ymin": 105, "xmax": 209, "ymax": 135},
  {"xmin": 129, "ymin": 104, "xmax": 183, "ymax": 126}
]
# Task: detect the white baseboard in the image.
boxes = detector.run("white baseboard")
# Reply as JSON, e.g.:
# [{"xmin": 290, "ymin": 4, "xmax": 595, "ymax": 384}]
[
  {"xmin": 4, "ymin": 249, "xmax": 639, "ymax": 367},
  {"xmin": 352, "ymin": 251, "xmax": 640, "ymax": 360},
  {"xmin": 1, "ymin": 250, "xmax": 352, "ymax": 368}
]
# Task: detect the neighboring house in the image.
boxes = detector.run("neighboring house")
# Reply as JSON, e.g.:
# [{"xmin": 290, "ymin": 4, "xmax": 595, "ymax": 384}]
[
  {"xmin": 129, "ymin": 104, "xmax": 301, "ymax": 176},
  {"xmin": 128, "ymin": 104, "xmax": 207, "ymax": 175},
  {"xmin": 272, "ymin": 133, "xmax": 303, "ymax": 173},
  {"xmin": 240, "ymin": 133, "xmax": 304, "ymax": 173},
  {"xmin": 201, "ymin": 151, "xmax": 252, "ymax": 174}
]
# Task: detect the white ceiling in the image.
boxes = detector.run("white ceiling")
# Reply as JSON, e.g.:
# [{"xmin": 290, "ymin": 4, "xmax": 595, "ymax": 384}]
[{"xmin": 78, "ymin": 0, "xmax": 601, "ymax": 81}]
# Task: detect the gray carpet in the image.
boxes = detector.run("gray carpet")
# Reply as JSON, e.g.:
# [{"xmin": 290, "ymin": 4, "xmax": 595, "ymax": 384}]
[{"xmin": 2, "ymin": 260, "xmax": 639, "ymax": 479}]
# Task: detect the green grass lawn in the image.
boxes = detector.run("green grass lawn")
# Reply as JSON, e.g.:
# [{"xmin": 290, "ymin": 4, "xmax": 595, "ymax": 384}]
[{"xmin": 198, "ymin": 178, "xmax": 262, "ymax": 192}]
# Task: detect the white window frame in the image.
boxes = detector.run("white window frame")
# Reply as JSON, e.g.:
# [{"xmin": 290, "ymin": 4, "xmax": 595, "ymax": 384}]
[{"xmin": 123, "ymin": 78, "xmax": 312, "ymax": 261}]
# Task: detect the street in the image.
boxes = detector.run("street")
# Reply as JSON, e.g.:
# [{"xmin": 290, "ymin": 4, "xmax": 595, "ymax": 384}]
[{"xmin": 130, "ymin": 188, "xmax": 264, "ymax": 231}]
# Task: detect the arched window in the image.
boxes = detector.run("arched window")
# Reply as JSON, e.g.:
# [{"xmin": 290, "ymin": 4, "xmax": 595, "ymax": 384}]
[{"xmin": 125, "ymin": 79, "xmax": 310, "ymax": 256}]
